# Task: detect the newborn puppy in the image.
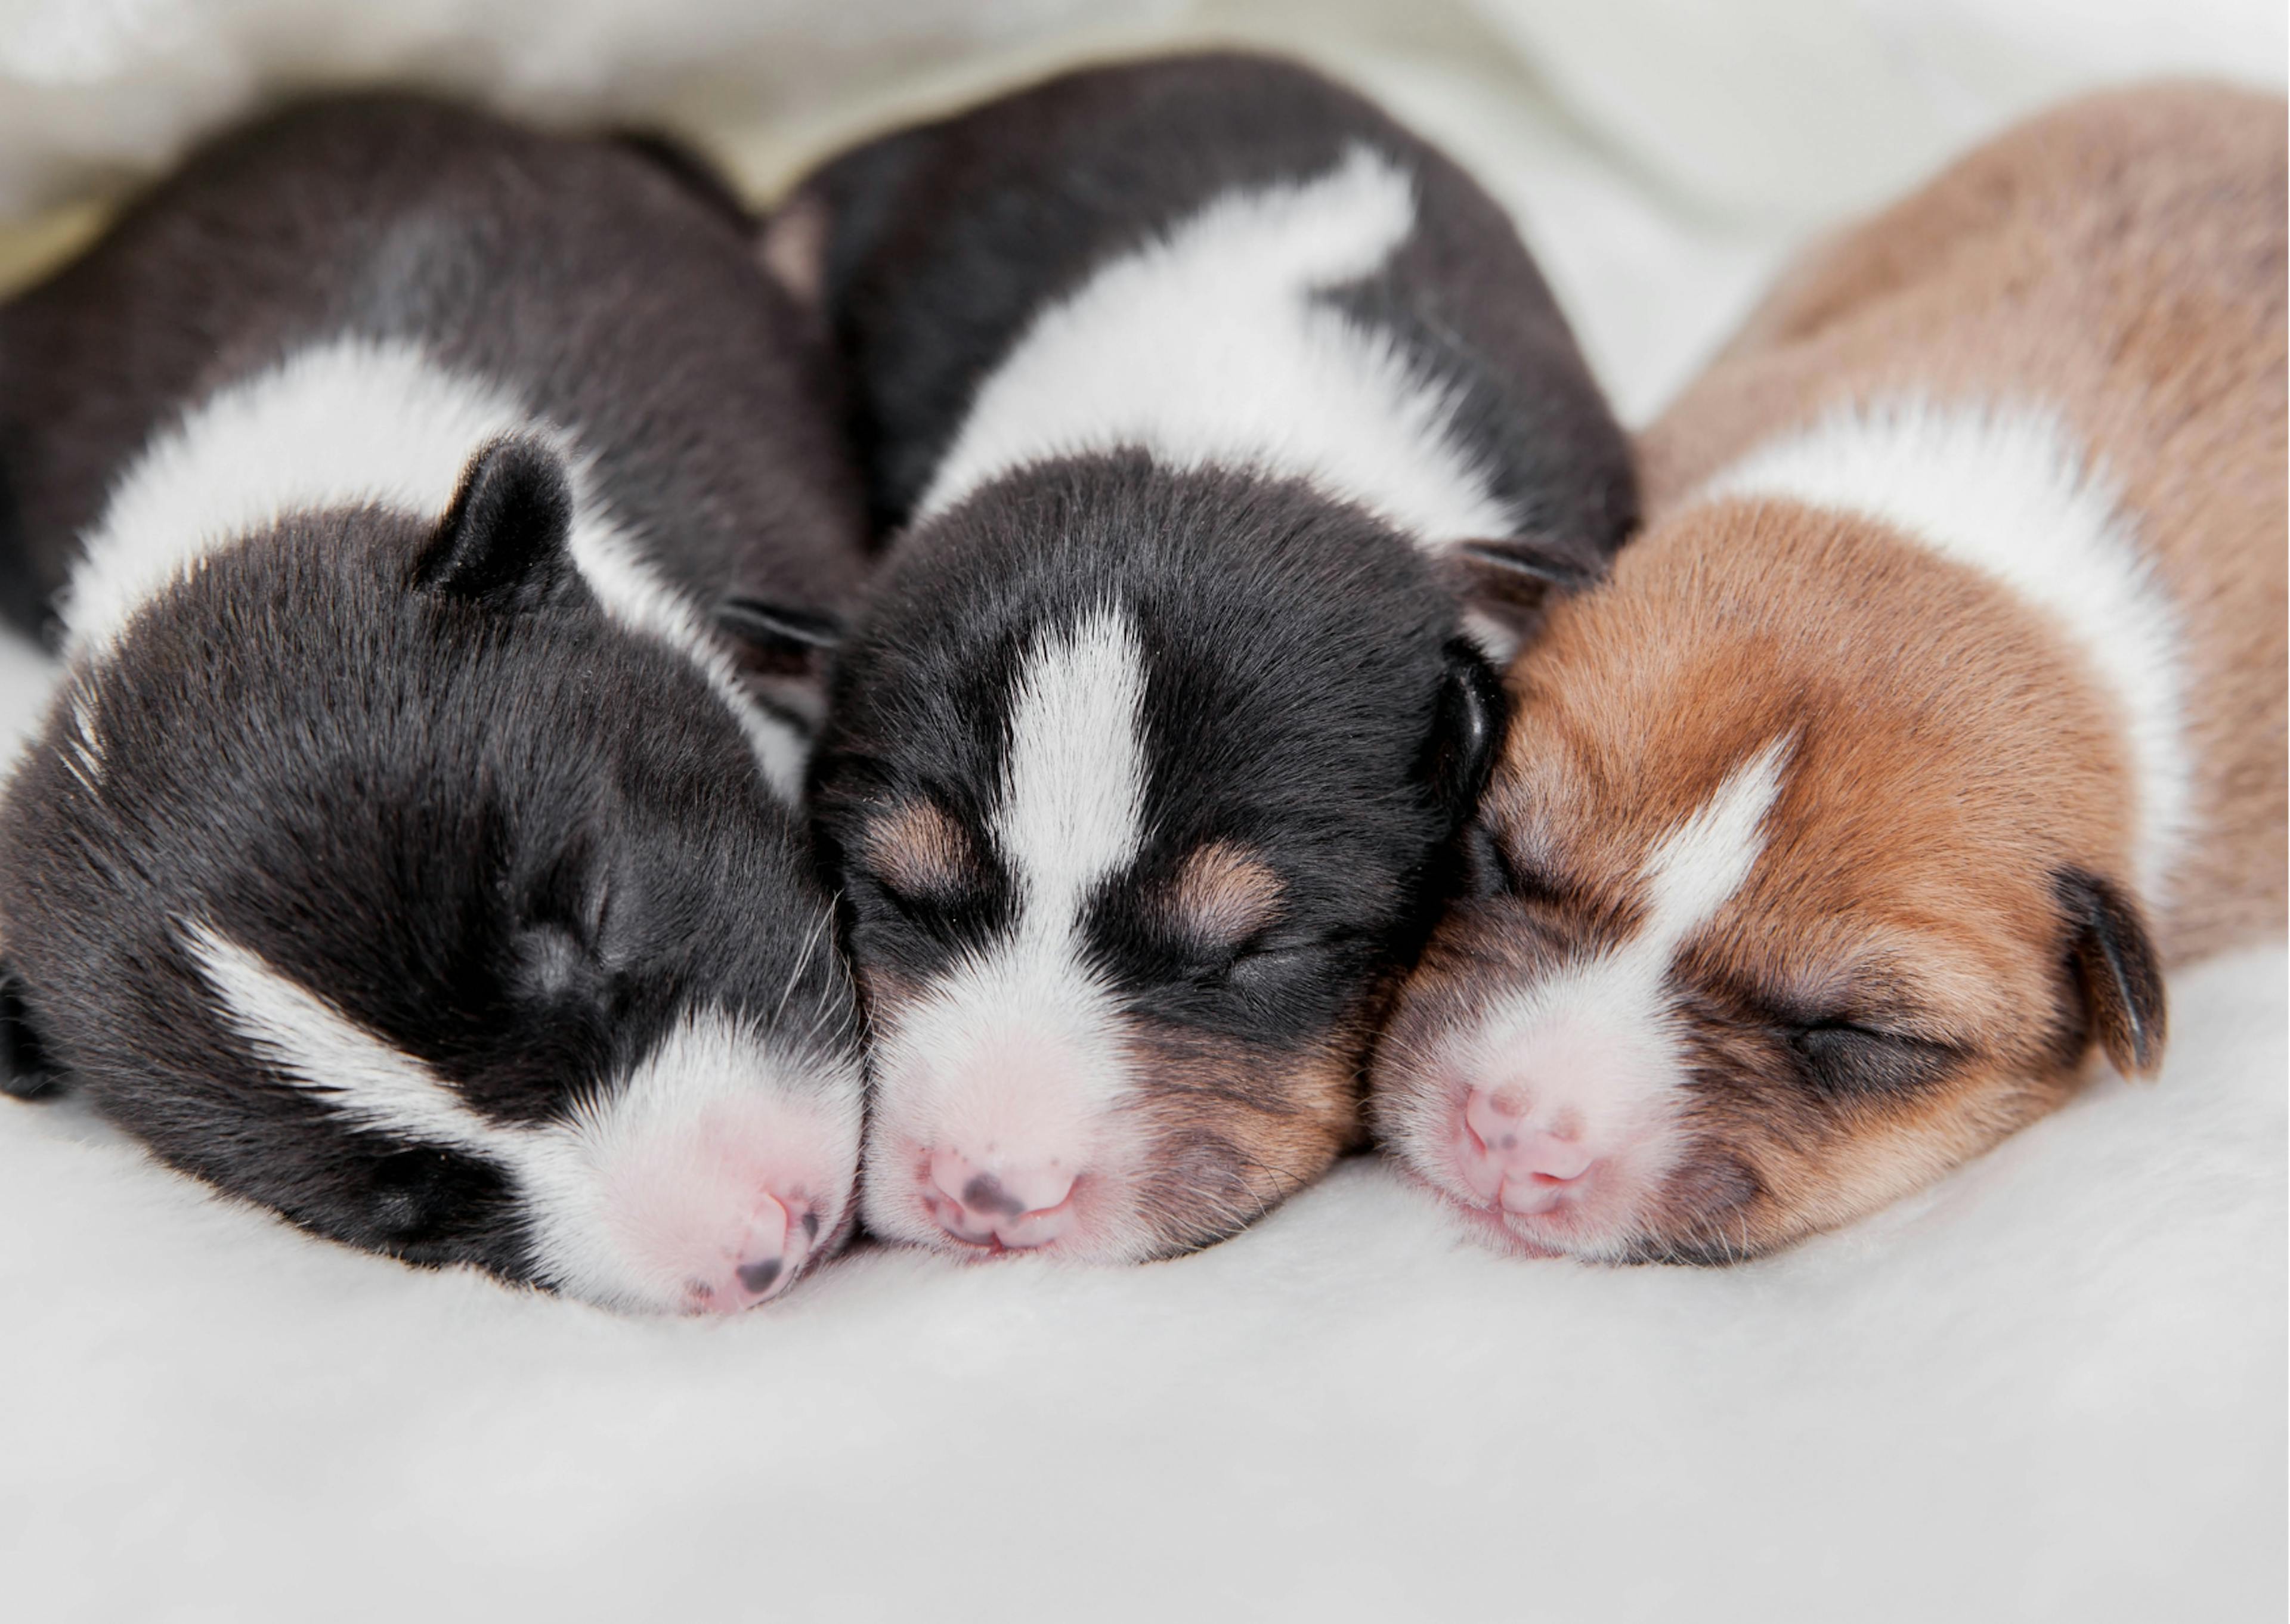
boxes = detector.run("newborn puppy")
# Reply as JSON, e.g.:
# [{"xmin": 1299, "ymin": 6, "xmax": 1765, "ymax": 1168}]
[
  {"xmin": 1372, "ymin": 84, "xmax": 2287, "ymax": 1262},
  {"xmin": 772, "ymin": 52, "xmax": 1636, "ymax": 1260},
  {"xmin": 0, "ymin": 96, "xmax": 872, "ymax": 1312}
]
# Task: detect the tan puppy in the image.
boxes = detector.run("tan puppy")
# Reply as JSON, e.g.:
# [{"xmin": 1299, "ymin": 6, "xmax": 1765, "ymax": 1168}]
[{"xmin": 1370, "ymin": 84, "xmax": 2288, "ymax": 1262}]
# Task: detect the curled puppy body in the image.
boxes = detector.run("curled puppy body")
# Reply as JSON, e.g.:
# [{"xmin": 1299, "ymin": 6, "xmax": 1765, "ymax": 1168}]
[
  {"xmin": 773, "ymin": 52, "xmax": 1636, "ymax": 1261},
  {"xmin": 1372, "ymin": 84, "xmax": 2288, "ymax": 1263},
  {"xmin": 0, "ymin": 96, "xmax": 873, "ymax": 1313}
]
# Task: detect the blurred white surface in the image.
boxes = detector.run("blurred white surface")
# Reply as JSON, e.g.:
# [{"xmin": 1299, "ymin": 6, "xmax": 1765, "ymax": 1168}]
[{"xmin": 0, "ymin": 3, "xmax": 2282, "ymax": 1620}]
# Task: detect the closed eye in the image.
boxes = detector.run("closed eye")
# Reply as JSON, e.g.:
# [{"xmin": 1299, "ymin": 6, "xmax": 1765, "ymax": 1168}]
[{"xmin": 1787, "ymin": 1018, "xmax": 1961, "ymax": 1099}]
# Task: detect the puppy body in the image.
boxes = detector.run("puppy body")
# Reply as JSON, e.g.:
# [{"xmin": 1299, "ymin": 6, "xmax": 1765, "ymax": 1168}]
[
  {"xmin": 0, "ymin": 97, "xmax": 873, "ymax": 1312},
  {"xmin": 1372, "ymin": 84, "xmax": 2286, "ymax": 1262},
  {"xmin": 782, "ymin": 53, "xmax": 1636, "ymax": 1260}
]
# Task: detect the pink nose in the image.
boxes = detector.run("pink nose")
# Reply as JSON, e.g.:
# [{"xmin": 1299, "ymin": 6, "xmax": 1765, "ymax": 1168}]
[
  {"xmin": 1457, "ymin": 1086, "xmax": 1598, "ymax": 1208},
  {"xmin": 923, "ymin": 1148, "xmax": 1078, "ymax": 1250},
  {"xmin": 687, "ymin": 1192, "xmax": 817, "ymax": 1314}
]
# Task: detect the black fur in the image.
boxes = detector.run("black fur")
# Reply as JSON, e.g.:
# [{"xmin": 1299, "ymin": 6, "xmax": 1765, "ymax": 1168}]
[
  {"xmin": 815, "ymin": 456, "xmax": 1477, "ymax": 1045},
  {"xmin": 791, "ymin": 50, "xmax": 1637, "ymax": 564},
  {"xmin": 794, "ymin": 54, "xmax": 1633, "ymax": 1253},
  {"xmin": 0, "ymin": 97, "xmax": 869, "ymax": 1294},
  {"xmin": 0, "ymin": 94, "xmax": 867, "ymax": 646}
]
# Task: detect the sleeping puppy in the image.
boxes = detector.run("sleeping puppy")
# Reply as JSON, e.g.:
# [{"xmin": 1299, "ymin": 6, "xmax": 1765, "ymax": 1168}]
[
  {"xmin": 1371, "ymin": 84, "xmax": 2287, "ymax": 1262},
  {"xmin": 0, "ymin": 96, "xmax": 874, "ymax": 1313},
  {"xmin": 770, "ymin": 52, "xmax": 1636, "ymax": 1261}
]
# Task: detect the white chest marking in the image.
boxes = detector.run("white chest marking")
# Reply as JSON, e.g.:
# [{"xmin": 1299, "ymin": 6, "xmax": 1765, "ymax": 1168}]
[
  {"xmin": 62, "ymin": 336, "xmax": 804, "ymax": 799},
  {"xmin": 1704, "ymin": 398, "xmax": 2192, "ymax": 904},
  {"xmin": 916, "ymin": 145, "xmax": 1519, "ymax": 551}
]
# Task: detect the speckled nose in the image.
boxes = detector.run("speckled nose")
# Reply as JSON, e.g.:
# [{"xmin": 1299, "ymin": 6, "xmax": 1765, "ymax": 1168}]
[{"xmin": 922, "ymin": 1147, "xmax": 1077, "ymax": 1250}]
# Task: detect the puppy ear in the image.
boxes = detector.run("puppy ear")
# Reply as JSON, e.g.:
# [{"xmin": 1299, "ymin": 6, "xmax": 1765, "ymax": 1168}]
[
  {"xmin": 1450, "ymin": 529, "xmax": 1610, "ymax": 609},
  {"xmin": 717, "ymin": 597, "xmax": 843, "ymax": 729},
  {"xmin": 0, "ymin": 962, "xmax": 58, "ymax": 1099},
  {"xmin": 2054, "ymin": 867, "xmax": 2167, "ymax": 1078},
  {"xmin": 1414, "ymin": 638, "xmax": 1508, "ymax": 832},
  {"xmin": 716, "ymin": 597, "xmax": 842, "ymax": 674},
  {"xmin": 414, "ymin": 438, "xmax": 578, "ymax": 610},
  {"xmin": 759, "ymin": 192, "xmax": 831, "ymax": 308},
  {"xmin": 762, "ymin": 128, "xmax": 927, "ymax": 311}
]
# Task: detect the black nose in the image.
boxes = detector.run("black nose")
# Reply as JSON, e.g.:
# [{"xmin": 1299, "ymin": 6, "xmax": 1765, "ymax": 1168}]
[
  {"xmin": 736, "ymin": 1257, "xmax": 784, "ymax": 1296},
  {"xmin": 960, "ymin": 1172, "xmax": 1029, "ymax": 1219}
]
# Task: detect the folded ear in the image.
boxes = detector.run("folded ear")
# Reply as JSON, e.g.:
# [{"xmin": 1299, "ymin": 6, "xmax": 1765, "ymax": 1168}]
[
  {"xmin": 1446, "ymin": 528, "xmax": 1612, "ymax": 617},
  {"xmin": 414, "ymin": 438, "xmax": 578, "ymax": 610},
  {"xmin": 0, "ymin": 961, "xmax": 58, "ymax": 1100},
  {"xmin": 759, "ymin": 192, "xmax": 831, "ymax": 308},
  {"xmin": 717, "ymin": 597, "xmax": 842, "ymax": 675},
  {"xmin": 2054, "ymin": 867, "xmax": 2167, "ymax": 1078},
  {"xmin": 1414, "ymin": 639, "xmax": 1508, "ymax": 833}
]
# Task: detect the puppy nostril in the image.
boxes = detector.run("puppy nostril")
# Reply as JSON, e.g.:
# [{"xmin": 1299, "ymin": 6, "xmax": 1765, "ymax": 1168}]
[
  {"xmin": 960, "ymin": 1172, "xmax": 1029, "ymax": 1220},
  {"xmin": 735, "ymin": 1257, "xmax": 784, "ymax": 1296}
]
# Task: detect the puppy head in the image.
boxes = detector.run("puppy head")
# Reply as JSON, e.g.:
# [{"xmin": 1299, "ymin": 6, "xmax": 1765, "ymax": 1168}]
[
  {"xmin": 0, "ymin": 439, "xmax": 865, "ymax": 1312},
  {"xmin": 811, "ymin": 455, "xmax": 1503, "ymax": 1260},
  {"xmin": 1372, "ymin": 499, "xmax": 2164, "ymax": 1262}
]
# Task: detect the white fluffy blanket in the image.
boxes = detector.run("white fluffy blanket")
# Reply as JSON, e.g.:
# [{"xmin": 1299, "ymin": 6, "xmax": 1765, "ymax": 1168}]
[{"xmin": 0, "ymin": 4, "xmax": 2281, "ymax": 1619}]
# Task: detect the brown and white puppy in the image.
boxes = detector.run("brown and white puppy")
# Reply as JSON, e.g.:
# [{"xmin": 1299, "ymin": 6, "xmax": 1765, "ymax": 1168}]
[{"xmin": 1370, "ymin": 83, "xmax": 2288, "ymax": 1263}]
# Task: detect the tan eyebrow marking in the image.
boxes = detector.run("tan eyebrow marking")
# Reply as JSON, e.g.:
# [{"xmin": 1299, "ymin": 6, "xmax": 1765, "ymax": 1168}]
[
  {"xmin": 1164, "ymin": 841, "xmax": 1285, "ymax": 949},
  {"xmin": 864, "ymin": 799, "xmax": 975, "ymax": 901}
]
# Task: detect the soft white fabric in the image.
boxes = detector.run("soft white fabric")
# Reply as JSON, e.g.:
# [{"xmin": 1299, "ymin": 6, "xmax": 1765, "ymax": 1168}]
[{"xmin": 0, "ymin": 3, "xmax": 2281, "ymax": 1619}]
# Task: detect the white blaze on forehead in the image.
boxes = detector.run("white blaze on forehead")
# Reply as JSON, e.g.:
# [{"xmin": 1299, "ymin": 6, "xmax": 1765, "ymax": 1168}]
[
  {"xmin": 1410, "ymin": 739, "xmax": 1794, "ymax": 1251},
  {"xmin": 184, "ymin": 922, "xmax": 863, "ymax": 1311},
  {"xmin": 61, "ymin": 334, "xmax": 805, "ymax": 799},
  {"xmin": 1636, "ymin": 736, "xmax": 1794, "ymax": 954},
  {"xmin": 994, "ymin": 605, "xmax": 1151, "ymax": 906},
  {"xmin": 1704, "ymin": 398, "xmax": 2191, "ymax": 906},
  {"xmin": 916, "ymin": 144, "xmax": 1519, "ymax": 552},
  {"xmin": 863, "ymin": 606, "xmax": 1150, "ymax": 1185}
]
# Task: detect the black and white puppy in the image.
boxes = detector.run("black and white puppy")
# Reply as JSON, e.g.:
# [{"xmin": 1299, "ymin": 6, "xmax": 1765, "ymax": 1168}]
[
  {"xmin": 0, "ymin": 96, "xmax": 873, "ymax": 1313},
  {"xmin": 772, "ymin": 52, "xmax": 1637, "ymax": 1262}
]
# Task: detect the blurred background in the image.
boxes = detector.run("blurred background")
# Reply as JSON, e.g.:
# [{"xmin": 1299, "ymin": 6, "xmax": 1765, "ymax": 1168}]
[{"xmin": 2, "ymin": 0, "xmax": 2283, "ymax": 417}]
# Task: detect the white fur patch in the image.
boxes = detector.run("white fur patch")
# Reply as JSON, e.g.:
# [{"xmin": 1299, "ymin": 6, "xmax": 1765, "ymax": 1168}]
[
  {"xmin": 61, "ymin": 335, "xmax": 805, "ymax": 799},
  {"xmin": 1704, "ymin": 398, "xmax": 2192, "ymax": 905},
  {"xmin": 915, "ymin": 145, "xmax": 1519, "ymax": 551},
  {"xmin": 861, "ymin": 608, "xmax": 1150, "ymax": 1235},
  {"xmin": 1422, "ymin": 738, "xmax": 1793, "ymax": 1254},
  {"xmin": 184, "ymin": 922, "xmax": 863, "ymax": 1313}
]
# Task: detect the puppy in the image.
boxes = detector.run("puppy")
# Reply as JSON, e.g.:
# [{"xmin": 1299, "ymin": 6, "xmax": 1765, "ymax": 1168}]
[
  {"xmin": 771, "ymin": 52, "xmax": 1636, "ymax": 1260},
  {"xmin": 1371, "ymin": 84, "xmax": 2287, "ymax": 1262},
  {"xmin": 0, "ymin": 96, "xmax": 874, "ymax": 1313}
]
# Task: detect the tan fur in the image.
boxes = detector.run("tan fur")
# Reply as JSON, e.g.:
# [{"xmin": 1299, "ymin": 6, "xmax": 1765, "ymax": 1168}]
[
  {"xmin": 1374, "ymin": 85, "xmax": 2286, "ymax": 1260},
  {"xmin": 1642, "ymin": 82, "xmax": 2287, "ymax": 960},
  {"xmin": 1162, "ymin": 841, "xmax": 1286, "ymax": 950},
  {"xmin": 863, "ymin": 799, "xmax": 975, "ymax": 903}
]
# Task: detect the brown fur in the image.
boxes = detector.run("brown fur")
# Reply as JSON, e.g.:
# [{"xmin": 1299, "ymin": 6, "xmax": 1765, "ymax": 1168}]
[
  {"xmin": 1162, "ymin": 841, "xmax": 1286, "ymax": 951},
  {"xmin": 862, "ymin": 799, "xmax": 976, "ymax": 904},
  {"xmin": 1373, "ymin": 84, "xmax": 2287, "ymax": 1260}
]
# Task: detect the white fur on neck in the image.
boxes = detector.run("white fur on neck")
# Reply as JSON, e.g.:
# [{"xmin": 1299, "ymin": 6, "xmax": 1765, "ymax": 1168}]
[
  {"xmin": 62, "ymin": 335, "xmax": 804, "ymax": 799},
  {"xmin": 1704, "ymin": 398, "xmax": 2192, "ymax": 906},
  {"xmin": 915, "ymin": 145, "xmax": 1518, "ymax": 551}
]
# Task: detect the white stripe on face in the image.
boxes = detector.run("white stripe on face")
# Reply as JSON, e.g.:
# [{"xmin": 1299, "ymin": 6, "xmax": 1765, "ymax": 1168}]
[
  {"xmin": 1704, "ymin": 398, "xmax": 2190, "ymax": 905},
  {"xmin": 61, "ymin": 336, "xmax": 805, "ymax": 799},
  {"xmin": 859, "ymin": 608, "xmax": 1152, "ymax": 1235},
  {"xmin": 915, "ymin": 145, "xmax": 1520, "ymax": 551},
  {"xmin": 185, "ymin": 923, "xmax": 862, "ymax": 1311},
  {"xmin": 1404, "ymin": 739, "xmax": 1793, "ymax": 1253}
]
